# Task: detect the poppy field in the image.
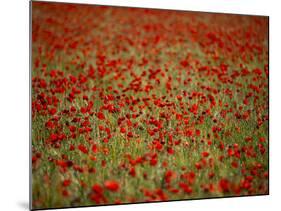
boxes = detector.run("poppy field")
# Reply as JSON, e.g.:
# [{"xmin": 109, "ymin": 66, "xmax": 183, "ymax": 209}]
[{"xmin": 31, "ymin": 2, "xmax": 269, "ymax": 210}]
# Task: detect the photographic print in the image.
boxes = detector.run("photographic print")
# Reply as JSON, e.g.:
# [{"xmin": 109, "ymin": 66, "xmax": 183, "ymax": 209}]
[{"xmin": 31, "ymin": 1, "xmax": 269, "ymax": 209}]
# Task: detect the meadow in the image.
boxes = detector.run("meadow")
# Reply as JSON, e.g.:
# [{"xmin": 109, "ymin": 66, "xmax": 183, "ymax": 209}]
[{"xmin": 31, "ymin": 2, "xmax": 269, "ymax": 209}]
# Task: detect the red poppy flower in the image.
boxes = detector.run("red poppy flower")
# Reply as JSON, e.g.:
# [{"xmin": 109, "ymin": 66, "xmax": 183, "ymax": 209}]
[
  {"xmin": 104, "ymin": 180, "xmax": 120, "ymax": 192},
  {"xmin": 120, "ymin": 127, "xmax": 126, "ymax": 133},
  {"xmin": 78, "ymin": 144, "xmax": 88, "ymax": 154},
  {"xmin": 62, "ymin": 179, "xmax": 71, "ymax": 187},
  {"xmin": 201, "ymin": 151, "xmax": 209, "ymax": 157},
  {"xmin": 91, "ymin": 144, "xmax": 98, "ymax": 153},
  {"xmin": 92, "ymin": 184, "xmax": 104, "ymax": 195},
  {"xmin": 97, "ymin": 112, "xmax": 105, "ymax": 120}
]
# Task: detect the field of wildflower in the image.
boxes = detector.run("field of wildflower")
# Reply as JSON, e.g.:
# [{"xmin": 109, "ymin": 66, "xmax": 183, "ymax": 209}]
[{"xmin": 31, "ymin": 2, "xmax": 269, "ymax": 209}]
